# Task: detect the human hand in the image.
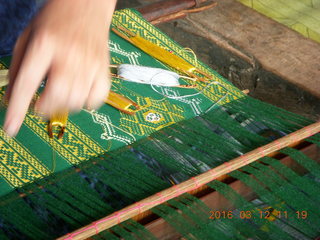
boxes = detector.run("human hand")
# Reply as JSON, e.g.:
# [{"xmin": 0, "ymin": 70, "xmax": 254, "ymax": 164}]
[{"xmin": 4, "ymin": 0, "xmax": 116, "ymax": 137}]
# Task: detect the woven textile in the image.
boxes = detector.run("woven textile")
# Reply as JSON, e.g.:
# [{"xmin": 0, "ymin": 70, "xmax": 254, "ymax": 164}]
[
  {"xmin": 0, "ymin": 8, "xmax": 319, "ymax": 239},
  {"xmin": 0, "ymin": 9, "xmax": 243, "ymax": 196}
]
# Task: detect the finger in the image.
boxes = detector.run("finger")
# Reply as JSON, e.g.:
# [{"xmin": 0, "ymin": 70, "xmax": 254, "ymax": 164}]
[
  {"xmin": 64, "ymin": 63, "xmax": 95, "ymax": 112},
  {"xmin": 4, "ymin": 36, "xmax": 53, "ymax": 137},
  {"xmin": 86, "ymin": 73, "xmax": 110, "ymax": 110},
  {"xmin": 36, "ymin": 59, "xmax": 97, "ymax": 116},
  {"xmin": 35, "ymin": 69, "xmax": 70, "ymax": 117},
  {"xmin": 66, "ymin": 80, "xmax": 91, "ymax": 112},
  {"xmin": 5, "ymin": 27, "xmax": 31, "ymax": 101}
]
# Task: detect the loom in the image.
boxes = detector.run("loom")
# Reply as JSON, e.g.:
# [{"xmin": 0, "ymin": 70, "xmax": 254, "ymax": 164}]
[{"xmin": 0, "ymin": 3, "xmax": 320, "ymax": 240}]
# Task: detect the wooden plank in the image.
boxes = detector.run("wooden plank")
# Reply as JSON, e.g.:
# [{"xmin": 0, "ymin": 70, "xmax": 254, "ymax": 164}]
[{"xmin": 175, "ymin": 0, "xmax": 320, "ymax": 100}]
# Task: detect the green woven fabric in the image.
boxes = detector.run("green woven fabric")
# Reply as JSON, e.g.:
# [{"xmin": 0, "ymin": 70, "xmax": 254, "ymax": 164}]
[
  {"xmin": 0, "ymin": 104, "xmax": 317, "ymax": 238},
  {"xmin": 0, "ymin": 7, "xmax": 319, "ymax": 240},
  {"xmin": 238, "ymin": 0, "xmax": 320, "ymax": 43},
  {"xmin": 0, "ymin": 9, "xmax": 244, "ymax": 196}
]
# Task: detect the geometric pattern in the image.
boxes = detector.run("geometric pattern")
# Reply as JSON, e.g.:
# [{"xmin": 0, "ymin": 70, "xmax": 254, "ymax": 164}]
[
  {"xmin": 112, "ymin": 9, "xmax": 245, "ymax": 105},
  {"xmin": 24, "ymin": 112, "xmax": 106, "ymax": 165},
  {"xmin": 0, "ymin": 9, "xmax": 245, "ymax": 195},
  {"xmin": 120, "ymin": 96, "xmax": 184, "ymax": 136},
  {"xmin": 0, "ymin": 129, "xmax": 50, "ymax": 187}
]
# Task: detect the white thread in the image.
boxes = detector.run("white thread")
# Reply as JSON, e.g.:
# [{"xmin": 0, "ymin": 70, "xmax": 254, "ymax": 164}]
[
  {"xmin": 183, "ymin": 47, "xmax": 198, "ymax": 64},
  {"xmin": 118, "ymin": 64, "xmax": 180, "ymax": 86},
  {"xmin": 149, "ymin": 72, "xmax": 230, "ymax": 113},
  {"xmin": 115, "ymin": 64, "xmax": 230, "ymax": 113},
  {"xmin": 83, "ymin": 109, "xmax": 136, "ymax": 145}
]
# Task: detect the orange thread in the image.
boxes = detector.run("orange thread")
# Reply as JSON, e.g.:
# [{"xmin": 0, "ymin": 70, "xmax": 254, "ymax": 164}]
[
  {"xmin": 115, "ymin": 212, "xmax": 121, "ymax": 224},
  {"xmin": 306, "ymin": 126, "xmax": 315, "ymax": 139},
  {"xmin": 191, "ymin": 177, "xmax": 200, "ymax": 188},
  {"xmin": 240, "ymin": 154, "xmax": 249, "ymax": 165},
  {"xmin": 274, "ymin": 139, "xmax": 282, "ymax": 149},
  {"xmin": 156, "ymin": 192, "xmax": 166, "ymax": 203},
  {"xmin": 64, "ymin": 234, "xmax": 72, "ymax": 240},
  {"xmin": 258, "ymin": 147, "xmax": 266, "ymax": 158},
  {"xmin": 291, "ymin": 132, "xmax": 299, "ymax": 143},
  {"xmin": 223, "ymin": 161, "xmax": 232, "ymax": 172},
  {"xmin": 173, "ymin": 184, "xmax": 184, "ymax": 196},
  {"xmin": 209, "ymin": 169, "xmax": 217, "ymax": 179},
  {"xmin": 93, "ymin": 222, "xmax": 99, "ymax": 235},
  {"xmin": 137, "ymin": 203, "xmax": 143, "ymax": 215}
]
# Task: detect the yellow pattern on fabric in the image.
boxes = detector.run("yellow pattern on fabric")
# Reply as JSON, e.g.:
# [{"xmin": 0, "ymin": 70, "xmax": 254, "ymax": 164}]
[
  {"xmin": 112, "ymin": 10, "xmax": 244, "ymax": 104},
  {"xmin": 0, "ymin": 9, "xmax": 245, "ymax": 193},
  {"xmin": 120, "ymin": 97, "xmax": 184, "ymax": 136},
  {"xmin": 110, "ymin": 82, "xmax": 185, "ymax": 136},
  {"xmin": 0, "ymin": 129, "xmax": 50, "ymax": 187},
  {"xmin": 25, "ymin": 112, "xmax": 105, "ymax": 165},
  {"xmin": 0, "ymin": 90, "xmax": 105, "ymax": 166}
]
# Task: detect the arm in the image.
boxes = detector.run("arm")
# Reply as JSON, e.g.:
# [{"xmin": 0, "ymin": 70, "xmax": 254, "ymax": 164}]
[{"xmin": 4, "ymin": 0, "xmax": 117, "ymax": 136}]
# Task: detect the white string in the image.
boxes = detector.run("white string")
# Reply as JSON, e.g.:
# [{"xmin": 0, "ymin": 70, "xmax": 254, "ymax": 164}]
[
  {"xmin": 117, "ymin": 64, "xmax": 197, "ymax": 86},
  {"xmin": 83, "ymin": 109, "xmax": 137, "ymax": 142},
  {"xmin": 118, "ymin": 64, "xmax": 181, "ymax": 86},
  {"xmin": 205, "ymin": 93, "xmax": 228, "ymax": 113},
  {"xmin": 183, "ymin": 47, "xmax": 198, "ymax": 64},
  {"xmin": 149, "ymin": 72, "xmax": 230, "ymax": 113},
  {"xmin": 113, "ymin": 64, "xmax": 231, "ymax": 114}
]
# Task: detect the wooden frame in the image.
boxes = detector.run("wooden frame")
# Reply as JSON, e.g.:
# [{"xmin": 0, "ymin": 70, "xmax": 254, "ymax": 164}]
[
  {"xmin": 58, "ymin": 1, "xmax": 320, "ymax": 239},
  {"xmin": 59, "ymin": 122, "xmax": 320, "ymax": 240},
  {"xmin": 144, "ymin": 143, "xmax": 319, "ymax": 239}
]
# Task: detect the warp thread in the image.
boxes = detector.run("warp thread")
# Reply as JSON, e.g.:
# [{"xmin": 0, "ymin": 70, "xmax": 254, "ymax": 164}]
[
  {"xmin": 116, "ymin": 64, "xmax": 230, "ymax": 114},
  {"xmin": 149, "ymin": 72, "xmax": 230, "ymax": 113}
]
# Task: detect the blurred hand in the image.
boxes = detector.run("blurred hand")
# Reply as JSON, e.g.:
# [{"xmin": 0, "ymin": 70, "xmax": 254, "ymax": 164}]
[{"xmin": 4, "ymin": 0, "xmax": 116, "ymax": 137}]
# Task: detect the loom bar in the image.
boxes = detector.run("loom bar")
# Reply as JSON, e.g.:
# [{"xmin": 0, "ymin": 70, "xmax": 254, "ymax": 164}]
[
  {"xmin": 145, "ymin": 142, "xmax": 319, "ymax": 239},
  {"xmin": 58, "ymin": 121, "xmax": 320, "ymax": 240},
  {"xmin": 149, "ymin": 2, "xmax": 217, "ymax": 25},
  {"xmin": 137, "ymin": 0, "xmax": 208, "ymax": 22}
]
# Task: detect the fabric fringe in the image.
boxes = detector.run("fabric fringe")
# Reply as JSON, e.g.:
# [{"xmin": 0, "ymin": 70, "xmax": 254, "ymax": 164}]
[{"xmin": 0, "ymin": 96, "xmax": 319, "ymax": 239}]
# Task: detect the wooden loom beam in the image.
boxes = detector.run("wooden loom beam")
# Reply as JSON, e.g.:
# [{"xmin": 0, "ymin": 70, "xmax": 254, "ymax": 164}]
[
  {"xmin": 149, "ymin": 2, "xmax": 218, "ymax": 25},
  {"xmin": 130, "ymin": 138, "xmax": 314, "ymax": 225},
  {"xmin": 136, "ymin": 0, "xmax": 210, "ymax": 22},
  {"xmin": 145, "ymin": 142, "xmax": 319, "ymax": 239},
  {"xmin": 59, "ymin": 122, "xmax": 320, "ymax": 240}
]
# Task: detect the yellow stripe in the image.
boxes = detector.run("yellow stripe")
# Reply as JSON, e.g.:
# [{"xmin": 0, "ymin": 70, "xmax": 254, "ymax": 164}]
[
  {"xmin": 0, "ymin": 88, "xmax": 105, "ymax": 167},
  {"xmin": 0, "ymin": 130, "xmax": 50, "ymax": 187},
  {"xmin": 25, "ymin": 112, "xmax": 105, "ymax": 165},
  {"xmin": 112, "ymin": 10, "xmax": 244, "ymax": 104}
]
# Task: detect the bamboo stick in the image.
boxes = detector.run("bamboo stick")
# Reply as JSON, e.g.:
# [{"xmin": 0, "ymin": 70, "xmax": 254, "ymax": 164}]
[
  {"xmin": 150, "ymin": 2, "xmax": 217, "ymax": 25},
  {"xmin": 137, "ymin": 0, "xmax": 208, "ymax": 22},
  {"xmin": 131, "ymin": 140, "xmax": 312, "ymax": 224},
  {"xmin": 145, "ymin": 143, "xmax": 319, "ymax": 239},
  {"xmin": 58, "ymin": 122, "xmax": 320, "ymax": 240}
]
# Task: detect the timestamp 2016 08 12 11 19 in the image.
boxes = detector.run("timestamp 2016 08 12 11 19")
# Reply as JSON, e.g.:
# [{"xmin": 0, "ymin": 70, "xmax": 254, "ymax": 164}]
[{"xmin": 209, "ymin": 210, "xmax": 308, "ymax": 220}]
